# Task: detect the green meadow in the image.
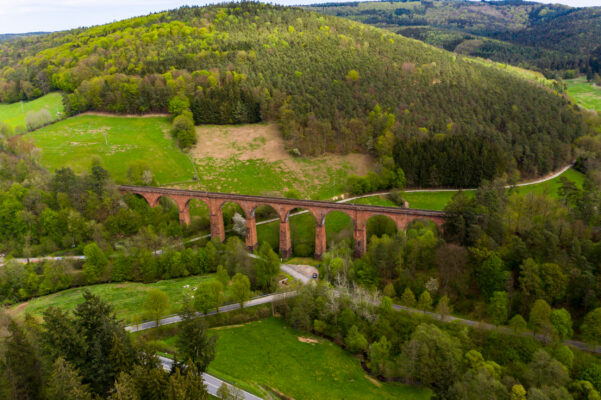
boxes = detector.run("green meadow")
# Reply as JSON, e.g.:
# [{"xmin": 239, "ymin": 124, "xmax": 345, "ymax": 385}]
[
  {"xmin": 566, "ymin": 77, "xmax": 601, "ymax": 112},
  {"xmin": 155, "ymin": 317, "xmax": 432, "ymax": 400},
  {"xmin": 0, "ymin": 92, "xmax": 64, "ymax": 129},
  {"xmin": 10, "ymin": 274, "xmax": 223, "ymax": 324},
  {"xmin": 27, "ymin": 114, "xmax": 196, "ymax": 184}
]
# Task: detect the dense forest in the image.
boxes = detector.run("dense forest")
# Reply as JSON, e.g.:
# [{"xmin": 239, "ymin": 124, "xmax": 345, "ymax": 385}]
[
  {"xmin": 309, "ymin": 0, "xmax": 601, "ymax": 77},
  {"xmin": 0, "ymin": 2, "xmax": 593, "ymax": 187}
]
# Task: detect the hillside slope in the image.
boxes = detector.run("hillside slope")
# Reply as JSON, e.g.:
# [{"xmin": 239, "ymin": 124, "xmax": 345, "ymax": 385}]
[
  {"xmin": 0, "ymin": 2, "xmax": 591, "ymax": 187},
  {"xmin": 309, "ymin": 0, "xmax": 601, "ymax": 74}
]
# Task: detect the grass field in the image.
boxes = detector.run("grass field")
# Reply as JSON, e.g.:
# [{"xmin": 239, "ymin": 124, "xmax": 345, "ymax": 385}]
[
  {"xmin": 566, "ymin": 77, "xmax": 601, "ymax": 112},
  {"xmin": 9, "ymin": 274, "xmax": 223, "ymax": 324},
  {"xmin": 27, "ymin": 114, "xmax": 196, "ymax": 184},
  {"xmin": 0, "ymin": 92, "xmax": 64, "ymax": 129},
  {"xmin": 179, "ymin": 123, "xmax": 371, "ymax": 198},
  {"xmin": 158, "ymin": 317, "xmax": 431, "ymax": 400}
]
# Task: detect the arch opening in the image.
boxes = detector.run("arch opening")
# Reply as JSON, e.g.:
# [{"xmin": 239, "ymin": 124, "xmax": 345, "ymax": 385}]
[
  {"xmin": 254, "ymin": 204, "xmax": 281, "ymax": 253},
  {"xmin": 288, "ymin": 207, "xmax": 316, "ymax": 257},
  {"xmin": 324, "ymin": 211, "xmax": 354, "ymax": 253},
  {"xmin": 366, "ymin": 214, "xmax": 398, "ymax": 245},
  {"xmin": 186, "ymin": 198, "xmax": 210, "ymax": 238},
  {"xmin": 221, "ymin": 201, "xmax": 247, "ymax": 240}
]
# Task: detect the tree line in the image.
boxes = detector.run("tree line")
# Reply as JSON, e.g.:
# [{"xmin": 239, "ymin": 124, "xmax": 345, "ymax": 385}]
[{"xmin": 0, "ymin": 2, "xmax": 592, "ymax": 183}]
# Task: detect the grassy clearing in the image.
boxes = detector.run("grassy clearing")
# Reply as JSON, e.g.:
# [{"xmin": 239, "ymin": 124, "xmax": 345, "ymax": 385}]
[
  {"xmin": 27, "ymin": 115, "xmax": 196, "ymax": 184},
  {"xmin": 0, "ymin": 92, "xmax": 64, "ymax": 129},
  {"xmin": 9, "ymin": 274, "xmax": 223, "ymax": 324},
  {"xmin": 566, "ymin": 77, "xmax": 601, "ymax": 112},
  {"xmin": 181, "ymin": 123, "xmax": 370, "ymax": 198},
  {"xmin": 155, "ymin": 317, "xmax": 431, "ymax": 400}
]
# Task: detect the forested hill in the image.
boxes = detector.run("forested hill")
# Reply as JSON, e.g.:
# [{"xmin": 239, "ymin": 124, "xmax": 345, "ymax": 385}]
[
  {"xmin": 0, "ymin": 2, "xmax": 591, "ymax": 187},
  {"xmin": 308, "ymin": 1, "xmax": 601, "ymax": 76}
]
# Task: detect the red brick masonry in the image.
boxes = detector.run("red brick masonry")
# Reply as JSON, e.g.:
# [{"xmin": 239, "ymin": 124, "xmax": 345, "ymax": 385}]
[{"xmin": 118, "ymin": 185, "xmax": 446, "ymax": 259}]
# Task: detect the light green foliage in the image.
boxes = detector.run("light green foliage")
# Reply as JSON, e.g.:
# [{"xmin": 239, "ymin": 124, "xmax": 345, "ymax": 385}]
[
  {"xmin": 194, "ymin": 281, "xmax": 224, "ymax": 314},
  {"xmin": 345, "ymin": 325, "xmax": 368, "ymax": 354},
  {"xmin": 581, "ymin": 308, "xmax": 601, "ymax": 344},
  {"xmin": 216, "ymin": 265, "xmax": 230, "ymax": 288},
  {"xmin": 508, "ymin": 315, "xmax": 528, "ymax": 333},
  {"xmin": 28, "ymin": 115, "xmax": 195, "ymax": 184},
  {"xmin": 524, "ymin": 349, "xmax": 570, "ymax": 388},
  {"xmin": 553, "ymin": 345, "xmax": 574, "ymax": 370},
  {"xmin": 231, "ymin": 273, "xmax": 251, "ymax": 307},
  {"xmin": 368, "ymin": 336, "xmax": 392, "ymax": 378},
  {"xmin": 435, "ymin": 295, "xmax": 452, "ymax": 319},
  {"xmin": 550, "ymin": 308, "xmax": 573, "ymax": 340},
  {"xmin": 82, "ymin": 243, "xmax": 108, "ymax": 284},
  {"xmin": 143, "ymin": 289, "xmax": 170, "ymax": 325},
  {"xmin": 487, "ymin": 291, "xmax": 509, "ymax": 325},
  {"xmin": 172, "ymin": 113, "xmax": 197, "ymax": 149},
  {"xmin": 417, "ymin": 291, "xmax": 433, "ymax": 311},
  {"xmin": 400, "ymin": 287, "xmax": 417, "ymax": 308},
  {"xmin": 400, "ymin": 323, "xmax": 462, "ymax": 391},
  {"xmin": 529, "ymin": 299, "xmax": 552, "ymax": 334},
  {"xmin": 254, "ymin": 242, "xmax": 280, "ymax": 290}
]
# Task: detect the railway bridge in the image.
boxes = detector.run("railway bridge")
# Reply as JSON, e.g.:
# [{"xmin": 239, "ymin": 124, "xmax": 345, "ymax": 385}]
[{"xmin": 118, "ymin": 185, "xmax": 447, "ymax": 258}]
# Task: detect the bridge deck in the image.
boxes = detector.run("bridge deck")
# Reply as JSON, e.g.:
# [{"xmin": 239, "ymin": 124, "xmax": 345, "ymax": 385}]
[{"xmin": 118, "ymin": 185, "xmax": 446, "ymax": 217}]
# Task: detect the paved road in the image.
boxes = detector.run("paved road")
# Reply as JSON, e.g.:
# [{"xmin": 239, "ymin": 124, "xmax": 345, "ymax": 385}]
[
  {"xmin": 126, "ymin": 291, "xmax": 297, "ymax": 333},
  {"xmin": 340, "ymin": 163, "xmax": 574, "ymax": 203},
  {"xmin": 280, "ymin": 264, "xmax": 312, "ymax": 284},
  {"xmin": 158, "ymin": 355, "xmax": 263, "ymax": 400}
]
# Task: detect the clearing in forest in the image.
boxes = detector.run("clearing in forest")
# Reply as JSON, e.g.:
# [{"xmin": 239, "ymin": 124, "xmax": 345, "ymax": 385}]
[
  {"xmin": 567, "ymin": 77, "xmax": 601, "ymax": 112},
  {"xmin": 26, "ymin": 115, "xmax": 196, "ymax": 184},
  {"xmin": 0, "ymin": 92, "xmax": 64, "ymax": 129},
  {"xmin": 186, "ymin": 123, "xmax": 371, "ymax": 198}
]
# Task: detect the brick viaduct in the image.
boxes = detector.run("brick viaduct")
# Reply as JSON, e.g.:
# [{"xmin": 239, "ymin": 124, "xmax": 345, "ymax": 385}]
[{"xmin": 118, "ymin": 185, "xmax": 447, "ymax": 259}]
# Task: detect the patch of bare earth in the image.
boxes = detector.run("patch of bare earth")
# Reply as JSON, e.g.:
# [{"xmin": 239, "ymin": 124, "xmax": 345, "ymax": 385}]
[
  {"xmin": 191, "ymin": 122, "xmax": 372, "ymax": 185},
  {"xmin": 5, "ymin": 301, "xmax": 28, "ymax": 318},
  {"xmin": 365, "ymin": 374, "xmax": 382, "ymax": 387},
  {"xmin": 210, "ymin": 323, "xmax": 250, "ymax": 330},
  {"xmin": 297, "ymin": 336, "xmax": 319, "ymax": 344}
]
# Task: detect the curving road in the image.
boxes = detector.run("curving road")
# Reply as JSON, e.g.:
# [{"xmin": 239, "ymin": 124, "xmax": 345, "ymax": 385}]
[{"xmin": 158, "ymin": 355, "xmax": 263, "ymax": 400}]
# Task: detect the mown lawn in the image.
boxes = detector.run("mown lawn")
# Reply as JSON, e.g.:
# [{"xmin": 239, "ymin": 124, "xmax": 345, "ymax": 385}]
[
  {"xmin": 0, "ymin": 92, "xmax": 64, "ymax": 129},
  {"xmin": 160, "ymin": 317, "xmax": 431, "ymax": 400},
  {"xmin": 567, "ymin": 77, "xmax": 601, "ymax": 112},
  {"xmin": 10, "ymin": 274, "xmax": 222, "ymax": 324},
  {"xmin": 27, "ymin": 114, "xmax": 196, "ymax": 184}
]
